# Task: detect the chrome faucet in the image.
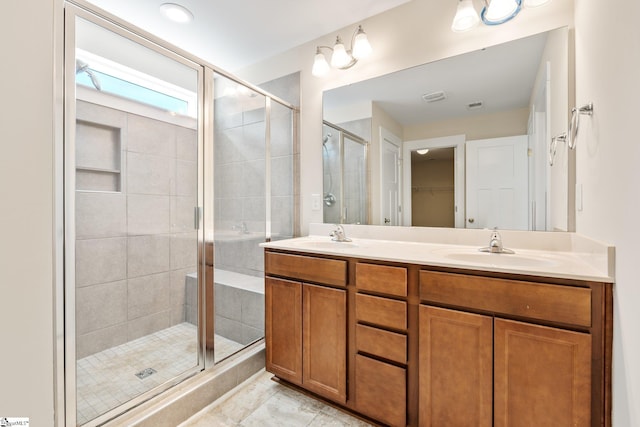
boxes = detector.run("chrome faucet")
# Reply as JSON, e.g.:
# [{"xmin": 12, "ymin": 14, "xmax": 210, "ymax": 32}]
[
  {"xmin": 233, "ymin": 222, "xmax": 249, "ymax": 234},
  {"xmin": 330, "ymin": 224, "xmax": 352, "ymax": 242},
  {"xmin": 479, "ymin": 228, "xmax": 514, "ymax": 254}
]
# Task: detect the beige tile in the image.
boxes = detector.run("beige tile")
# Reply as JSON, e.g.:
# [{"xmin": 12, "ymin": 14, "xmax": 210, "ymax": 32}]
[
  {"xmin": 76, "ymin": 192, "xmax": 127, "ymax": 239},
  {"xmin": 127, "ymin": 194, "xmax": 171, "ymax": 235},
  {"xmin": 127, "ymin": 152, "xmax": 174, "ymax": 196},
  {"xmin": 76, "ymin": 237, "xmax": 127, "ymax": 287},
  {"xmin": 127, "ymin": 311, "xmax": 171, "ymax": 341},
  {"xmin": 170, "ymin": 268, "xmax": 194, "ymax": 309},
  {"xmin": 76, "ymin": 100, "xmax": 127, "ymax": 129},
  {"xmin": 76, "ymin": 323, "xmax": 128, "ymax": 359},
  {"xmin": 76, "ymin": 280, "xmax": 128, "ymax": 334},
  {"xmin": 127, "ymin": 235, "xmax": 171, "ymax": 278},
  {"xmin": 176, "ymin": 126, "xmax": 197, "ymax": 162},
  {"xmin": 176, "ymin": 160, "xmax": 197, "ymax": 197},
  {"xmin": 127, "ymin": 114, "xmax": 176, "ymax": 157},
  {"xmin": 171, "ymin": 196, "xmax": 197, "ymax": 233},
  {"xmin": 128, "ymin": 273, "xmax": 171, "ymax": 320},
  {"xmin": 171, "ymin": 232, "xmax": 198, "ymax": 270},
  {"xmin": 239, "ymin": 389, "xmax": 319, "ymax": 426}
]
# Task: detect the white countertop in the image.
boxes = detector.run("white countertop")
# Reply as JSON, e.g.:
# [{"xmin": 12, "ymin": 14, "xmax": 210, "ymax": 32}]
[{"xmin": 261, "ymin": 224, "xmax": 615, "ymax": 283}]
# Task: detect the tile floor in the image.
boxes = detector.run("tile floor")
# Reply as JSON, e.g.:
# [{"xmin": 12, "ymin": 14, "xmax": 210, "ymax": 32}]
[
  {"xmin": 77, "ymin": 323, "xmax": 245, "ymax": 425},
  {"xmin": 180, "ymin": 370, "xmax": 375, "ymax": 427}
]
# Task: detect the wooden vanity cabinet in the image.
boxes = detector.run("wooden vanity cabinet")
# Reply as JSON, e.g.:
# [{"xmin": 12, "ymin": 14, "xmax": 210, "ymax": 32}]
[
  {"xmin": 419, "ymin": 270, "xmax": 606, "ymax": 427},
  {"xmin": 354, "ymin": 262, "xmax": 409, "ymax": 427},
  {"xmin": 265, "ymin": 249, "xmax": 612, "ymax": 427},
  {"xmin": 265, "ymin": 252, "xmax": 347, "ymax": 403}
]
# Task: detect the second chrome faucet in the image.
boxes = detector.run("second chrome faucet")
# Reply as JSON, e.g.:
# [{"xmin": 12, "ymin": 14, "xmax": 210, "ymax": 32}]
[
  {"xmin": 330, "ymin": 224, "xmax": 352, "ymax": 242},
  {"xmin": 479, "ymin": 228, "xmax": 515, "ymax": 254}
]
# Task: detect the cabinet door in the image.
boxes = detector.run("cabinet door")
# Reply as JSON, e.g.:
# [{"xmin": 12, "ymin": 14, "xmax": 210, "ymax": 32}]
[
  {"xmin": 494, "ymin": 318, "xmax": 592, "ymax": 427},
  {"xmin": 265, "ymin": 277, "xmax": 302, "ymax": 384},
  {"xmin": 419, "ymin": 306, "xmax": 493, "ymax": 427},
  {"xmin": 303, "ymin": 284, "xmax": 347, "ymax": 403}
]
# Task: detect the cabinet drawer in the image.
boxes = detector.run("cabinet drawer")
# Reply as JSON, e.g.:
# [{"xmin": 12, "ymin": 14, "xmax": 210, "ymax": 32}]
[
  {"xmin": 355, "ymin": 354, "xmax": 406, "ymax": 427},
  {"xmin": 420, "ymin": 271, "xmax": 592, "ymax": 327},
  {"xmin": 356, "ymin": 293, "xmax": 407, "ymax": 331},
  {"xmin": 356, "ymin": 263, "xmax": 407, "ymax": 297},
  {"xmin": 356, "ymin": 324, "xmax": 407, "ymax": 364},
  {"xmin": 265, "ymin": 251, "xmax": 347, "ymax": 287}
]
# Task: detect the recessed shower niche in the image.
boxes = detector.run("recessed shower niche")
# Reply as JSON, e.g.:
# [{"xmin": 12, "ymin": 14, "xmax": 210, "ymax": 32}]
[{"xmin": 75, "ymin": 119, "xmax": 122, "ymax": 192}]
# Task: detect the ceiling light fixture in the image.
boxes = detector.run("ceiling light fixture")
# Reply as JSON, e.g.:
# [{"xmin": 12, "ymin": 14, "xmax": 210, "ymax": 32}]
[
  {"xmin": 312, "ymin": 25, "xmax": 372, "ymax": 77},
  {"xmin": 451, "ymin": 0, "xmax": 550, "ymax": 31},
  {"xmin": 416, "ymin": 149, "xmax": 430, "ymax": 155},
  {"xmin": 160, "ymin": 3, "xmax": 194, "ymax": 23}
]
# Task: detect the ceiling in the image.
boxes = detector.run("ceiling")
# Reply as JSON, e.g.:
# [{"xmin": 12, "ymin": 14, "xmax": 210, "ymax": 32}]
[
  {"xmin": 323, "ymin": 31, "xmax": 549, "ymax": 126},
  {"xmin": 84, "ymin": 0, "xmax": 411, "ymax": 71}
]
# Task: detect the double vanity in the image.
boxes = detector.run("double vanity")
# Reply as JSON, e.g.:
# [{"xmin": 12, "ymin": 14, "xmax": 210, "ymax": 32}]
[{"xmin": 261, "ymin": 224, "xmax": 614, "ymax": 426}]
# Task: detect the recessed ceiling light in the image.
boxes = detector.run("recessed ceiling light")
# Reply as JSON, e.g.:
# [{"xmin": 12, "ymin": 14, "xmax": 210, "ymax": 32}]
[{"xmin": 160, "ymin": 3, "xmax": 194, "ymax": 23}]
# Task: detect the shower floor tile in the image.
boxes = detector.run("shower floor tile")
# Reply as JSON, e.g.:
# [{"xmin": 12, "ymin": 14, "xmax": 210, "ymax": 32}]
[
  {"xmin": 77, "ymin": 323, "xmax": 244, "ymax": 425},
  {"xmin": 180, "ymin": 370, "xmax": 374, "ymax": 427}
]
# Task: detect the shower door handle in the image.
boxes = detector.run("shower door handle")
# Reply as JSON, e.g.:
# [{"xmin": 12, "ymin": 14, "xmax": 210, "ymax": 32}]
[{"xmin": 194, "ymin": 207, "xmax": 202, "ymax": 230}]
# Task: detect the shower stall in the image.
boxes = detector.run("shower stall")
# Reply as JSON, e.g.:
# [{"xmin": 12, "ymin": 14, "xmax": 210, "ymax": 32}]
[
  {"xmin": 322, "ymin": 121, "xmax": 369, "ymax": 224},
  {"xmin": 65, "ymin": 5, "xmax": 296, "ymax": 426}
]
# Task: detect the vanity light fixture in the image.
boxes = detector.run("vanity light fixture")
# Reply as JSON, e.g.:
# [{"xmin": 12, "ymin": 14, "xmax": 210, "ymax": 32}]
[
  {"xmin": 451, "ymin": 0, "xmax": 551, "ymax": 31},
  {"xmin": 451, "ymin": 0, "xmax": 481, "ymax": 32},
  {"xmin": 482, "ymin": 0, "xmax": 521, "ymax": 25},
  {"xmin": 160, "ymin": 3, "xmax": 194, "ymax": 23},
  {"xmin": 312, "ymin": 25, "xmax": 372, "ymax": 77}
]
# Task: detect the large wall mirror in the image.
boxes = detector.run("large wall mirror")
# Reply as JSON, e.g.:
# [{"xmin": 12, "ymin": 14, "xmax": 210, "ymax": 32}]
[{"xmin": 323, "ymin": 27, "xmax": 573, "ymax": 232}]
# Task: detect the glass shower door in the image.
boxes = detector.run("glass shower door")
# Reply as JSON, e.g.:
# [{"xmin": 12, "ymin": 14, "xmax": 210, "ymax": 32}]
[{"xmin": 67, "ymin": 9, "xmax": 203, "ymax": 426}]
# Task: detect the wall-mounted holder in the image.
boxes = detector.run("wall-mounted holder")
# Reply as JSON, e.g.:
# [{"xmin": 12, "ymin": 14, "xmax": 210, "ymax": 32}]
[
  {"xmin": 568, "ymin": 103, "xmax": 594, "ymax": 149},
  {"xmin": 549, "ymin": 132, "xmax": 567, "ymax": 166}
]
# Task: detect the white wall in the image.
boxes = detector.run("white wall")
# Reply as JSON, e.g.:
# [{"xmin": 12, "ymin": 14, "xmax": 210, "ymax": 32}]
[
  {"xmin": 0, "ymin": 0, "xmax": 59, "ymax": 425},
  {"xmin": 575, "ymin": 0, "xmax": 640, "ymax": 425},
  {"xmin": 238, "ymin": 0, "xmax": 574, "ymax": 235}
]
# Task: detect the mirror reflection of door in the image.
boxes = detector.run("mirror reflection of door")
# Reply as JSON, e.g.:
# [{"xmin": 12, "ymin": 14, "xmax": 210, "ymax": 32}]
[
  {"xmin": 380, "ymin": 128, "xmax": 402, "ymax": 226},
  {"xmin": 411, "ymin": 148, "xmax": 455, "ymax": 227},
  {"xmin": 466, "ymin": 136, "xmax": 529, "ymax": 230}
]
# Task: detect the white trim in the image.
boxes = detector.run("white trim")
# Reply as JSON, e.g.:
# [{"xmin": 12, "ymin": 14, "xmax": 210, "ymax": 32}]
[
  {"xmin": 402, "ymin": 135, "xmax": 466, "ymax": 228},
  {"xmin": 379, "ymin": 127, "xmax": 402, "ymax": 226}
]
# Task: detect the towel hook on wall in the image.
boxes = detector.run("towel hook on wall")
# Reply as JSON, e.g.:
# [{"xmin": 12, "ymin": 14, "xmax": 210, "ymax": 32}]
[{"xmin": 568, "ymin": 102, "xmax": 594, "ymax": 149}]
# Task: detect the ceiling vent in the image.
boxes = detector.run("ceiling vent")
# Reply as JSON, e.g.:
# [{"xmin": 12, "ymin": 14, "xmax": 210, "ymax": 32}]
[
  {"xmin": 422, "ymin": 91, "xmax": 446, "ymax": 103},
  {"xmin": 467, "ymin": 101, "xmax": 484, "ymax": 110}
]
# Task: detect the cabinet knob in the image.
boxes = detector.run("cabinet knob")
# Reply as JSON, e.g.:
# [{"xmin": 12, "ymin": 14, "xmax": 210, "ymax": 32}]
[{"xmin": 468, "ymin": 218, "xmax": 475, "ymax": 224}]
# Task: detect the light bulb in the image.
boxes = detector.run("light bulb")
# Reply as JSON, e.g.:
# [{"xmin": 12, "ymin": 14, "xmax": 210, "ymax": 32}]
[
  {"xmin": 451, "ymin": 0, "xmax": 480, "ymax": 32},
  {"xmin": 352, "ymin": 26, "xmax": 372, "ymax": 59},
  {"xmin": 159, "ymin": 3, "xmax": 194, "ymax": 23},
  {"xmin": 482, "ymin": 0, "xmax": 521, "ymax": 24},
  {"xmin": 331, "ymin": 37, "xmax": 351, "ymax": 68},
  {"xmin": 312, "ymin": 50, "xmax": 330, "ymax": 77}
]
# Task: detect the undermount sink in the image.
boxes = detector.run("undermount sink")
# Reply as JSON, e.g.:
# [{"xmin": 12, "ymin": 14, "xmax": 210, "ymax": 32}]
[
  {"xmin": 289, "ymin": 239, "xmax": 360, "ymax": 250},
  {"xmin": 434, "ymin": 250, "xmax": 558, "ymax": 268}
]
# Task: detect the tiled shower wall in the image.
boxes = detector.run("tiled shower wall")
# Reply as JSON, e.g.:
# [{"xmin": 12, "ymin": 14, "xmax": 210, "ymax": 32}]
[
  {"xmin": 213, "ymin": 73, "xmax": 297, "ymax": 277},
  {"xmin": 75, "ymin": 100, "xmax": 198, "ymax": 359}
]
